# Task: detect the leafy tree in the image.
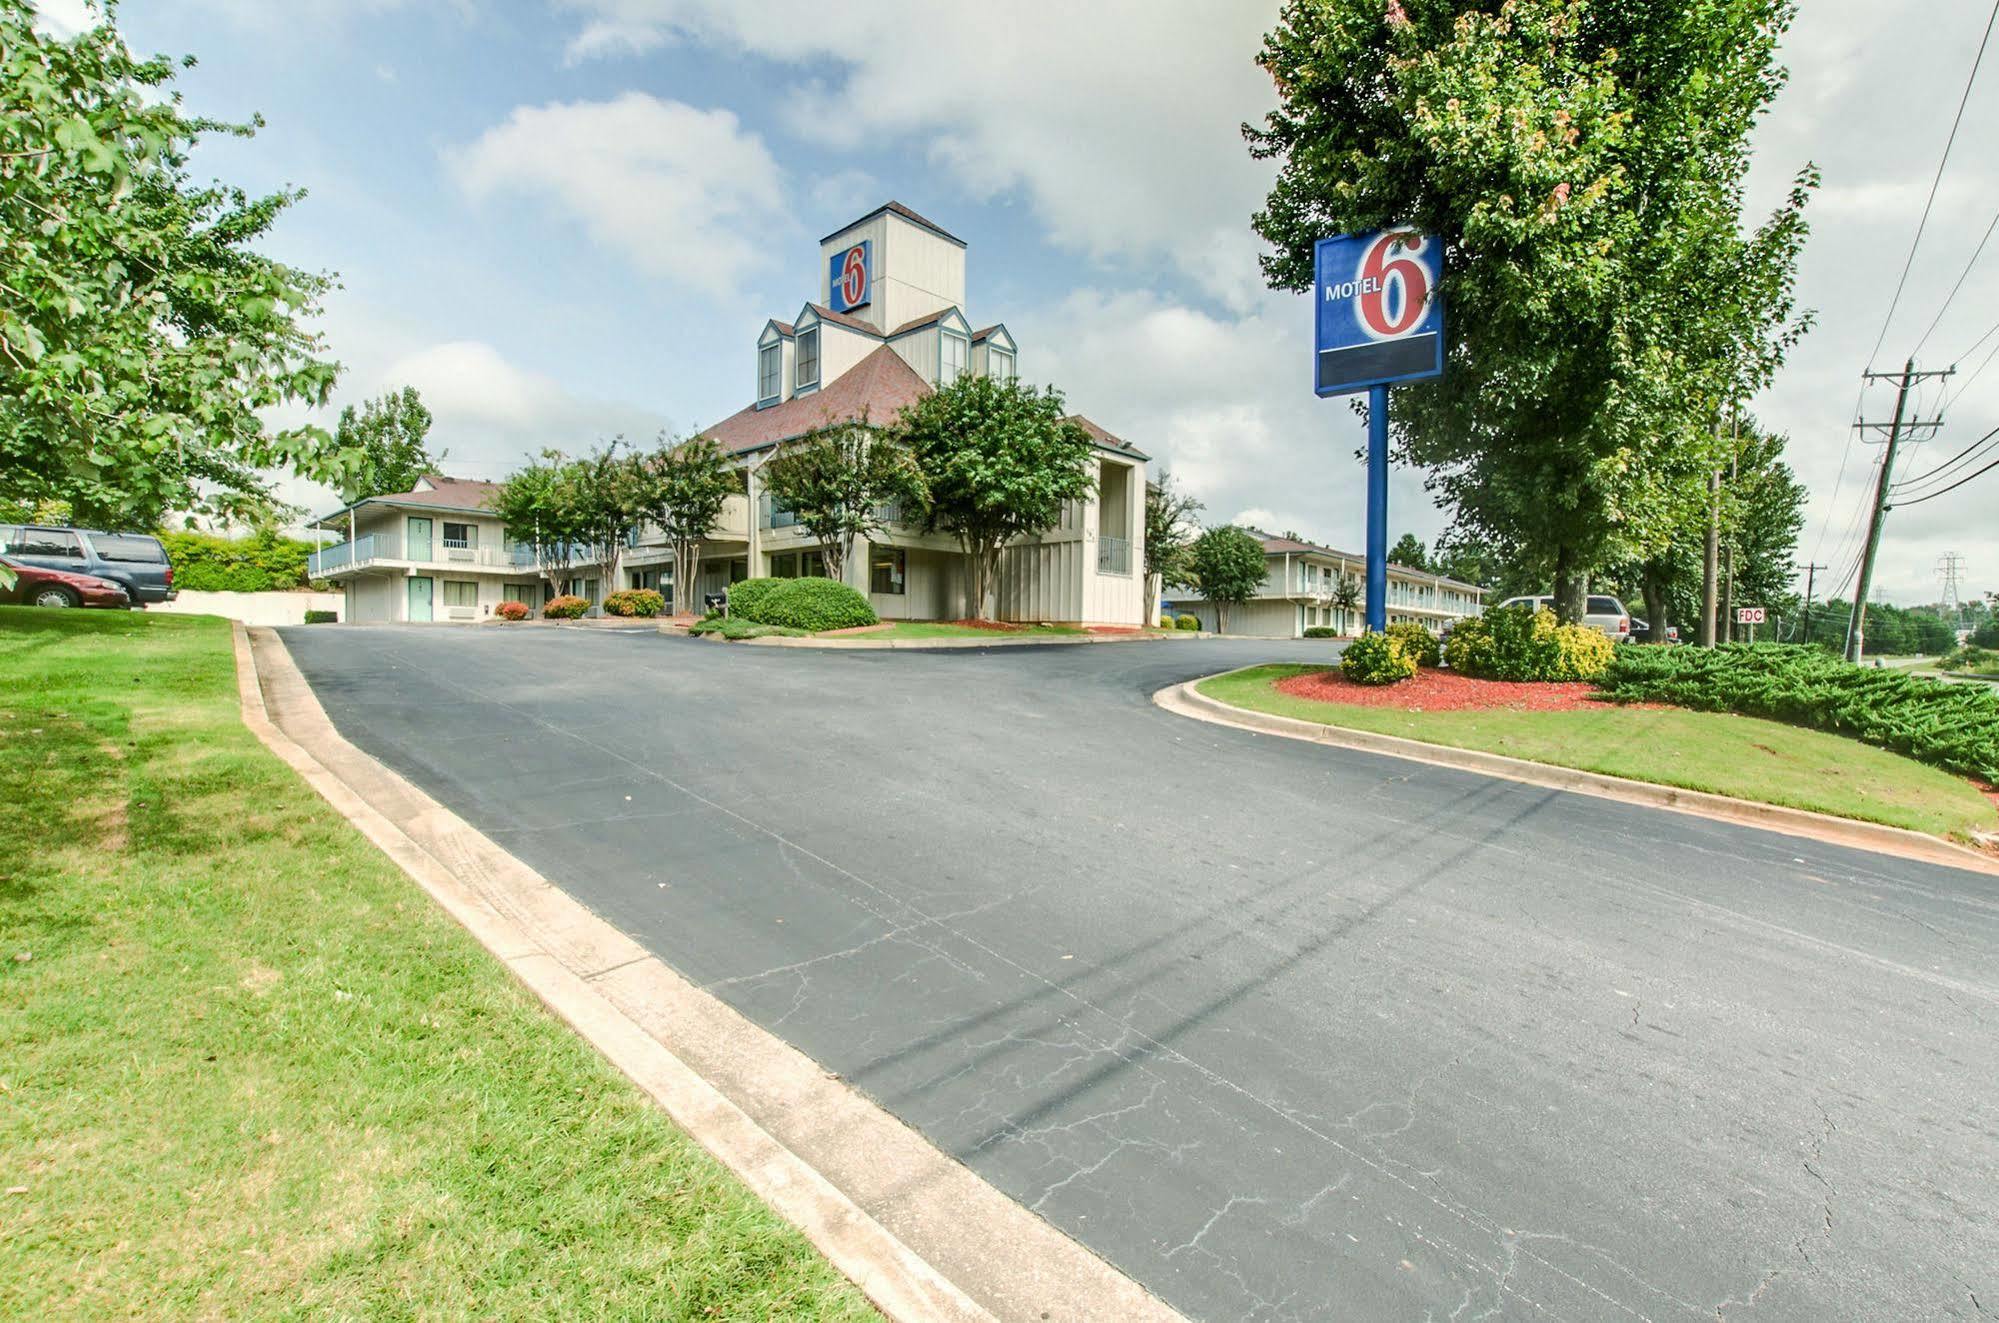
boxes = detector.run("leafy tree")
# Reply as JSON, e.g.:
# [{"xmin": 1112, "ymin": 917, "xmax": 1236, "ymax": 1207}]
[
  {"xmin": 1144, "ymin": 471, "xmax": 1204, "ymax": 621},
  {"xmin": 492, "ymin": 452, "xmax": 590, "ymax": 602},
  {"xmin": 643, "ymin": 436, "xmax": 738, "ymax": 612},
  {"xmin": 336, "ymin": 387, "xmax": 438, "ymax": 500},
  {"xmin": 1247, "ymin": 0, "xmax": 1814, "ymax": 621},
  {"xmin": 1389, "ymin": 533, "xmax": 1428, "ymax": 572},
  {"xmin": 760, "ymin": 417, "xmax": 928, "ymax": 584},
  {"xmin": 1190, "ymin": 525, "xmax": 1268, "ymax": 634},
  {"xmin": 1, "ymin": 0, "xmax": 348, "ymax": 530},
  {"xmin": 894, "ymin": 375, "xmax": 1095, "ymax": 619},
  {"xmin": 565, "ymin": 441, "xmax": 652, "ymax": 591}
]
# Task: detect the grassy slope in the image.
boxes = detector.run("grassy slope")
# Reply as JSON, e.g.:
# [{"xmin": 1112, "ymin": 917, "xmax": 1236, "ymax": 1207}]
[
  {"xmin": 1199, "ymin": 664, "xmax": 1999, "ymax": 839},
  {"xmin": 0, "ymin": 608, "xmax": 876, "ymax": 1321}
]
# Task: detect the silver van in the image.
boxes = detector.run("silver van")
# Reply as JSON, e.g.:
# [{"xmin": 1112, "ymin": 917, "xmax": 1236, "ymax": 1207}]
[{"xmin": 1494, "ymin": 594, "xmax": 1632, "ymax": 643}]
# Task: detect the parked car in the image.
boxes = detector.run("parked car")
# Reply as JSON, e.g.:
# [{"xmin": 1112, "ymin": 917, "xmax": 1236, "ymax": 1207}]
[
  {"xmin": 1628, "ymin": 618, "xmax": 1680, "ymax": 644},
  {"xmin": 1494, "ymin": 593, "xmax": 1633, "ymax": 643},
  {"xmin": 0, "ymin": 525, "xmax": 175, "ymax": 605},
  {"xmin": 0, "ymin": 554, "xmax": 132, "ymax": 609}
]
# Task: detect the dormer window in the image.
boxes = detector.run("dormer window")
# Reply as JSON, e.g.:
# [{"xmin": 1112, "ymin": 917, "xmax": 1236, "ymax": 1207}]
[
  {"xmin": 940, "ymin": 330, "xmax": 968, "ymax": 384},
  {"xmin": 795, "ymin": 327, "xmax": 820, "ymax": 391},
  {"xmin": 989, "ymin": 347, "xmax": 1015, "ymax": 382},
  {"xmin": 758, "ymin": 343, "xmax": 781, "ymax": 404}
]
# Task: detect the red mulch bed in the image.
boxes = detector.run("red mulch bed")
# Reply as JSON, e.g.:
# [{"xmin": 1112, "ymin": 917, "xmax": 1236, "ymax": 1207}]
[
  {"xmin": 944, "ymin": 618, "xmax": 1032, "ymax": 632},
  {"xmin": 1276, "ymin": 667, "xmax": 1627, "ymax": 713}
]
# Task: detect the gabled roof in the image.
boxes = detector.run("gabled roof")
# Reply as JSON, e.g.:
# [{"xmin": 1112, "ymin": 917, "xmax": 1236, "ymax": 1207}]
[
  {"xmin": 700, "ymin": 346, "xmax": 932, "ymax": 455},
  {"xmin": 311, "ymin": 475, "xmax": 502, "ymax": 528},
  {"xmin": 803, "ymin": 302, "xmax": 884, "ymax": 336},
  {"xmin": 761, "ymin": 319, "xmax": 796, "ymax": 339},
  {"xmin": 1243, "ymin": 527, "xmax": 1484, "ymax": 592},
  {"xmin": 971, "ymin": 324, "xmax": 1012, "ymax": 345},
  {"xmin": 1065, "ymin": 415, "xmax": 1150, "ymax": 462},
  {"xmin": 887, "ymin": 306, "xmax": 970, "ymax": 337},
  {"xmin": 820, "ymin": 201, "xmax": 965, "ymax": 248}
]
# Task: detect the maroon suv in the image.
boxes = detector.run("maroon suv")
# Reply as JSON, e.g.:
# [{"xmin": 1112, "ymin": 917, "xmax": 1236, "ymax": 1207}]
[{"xmin": 0, "ymin": 555, "xmax": 132, "ymax": 609}]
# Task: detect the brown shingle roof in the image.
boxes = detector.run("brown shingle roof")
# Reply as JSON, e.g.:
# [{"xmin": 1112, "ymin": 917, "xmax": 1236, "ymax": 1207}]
[
  {"xmin": 1065, "ymin": 415, "xmax": 1150, "ymax": 462},
  {"xmin": 806, "ymin": 303, "xmax": 884, "ymax": 336},
  {"xmin": 819, "ymin": 201, "xmax": 965, "ymax": 247},
  {"xmin": 700, "ymin": 346, "xmax": 932, "ymax": 455}
]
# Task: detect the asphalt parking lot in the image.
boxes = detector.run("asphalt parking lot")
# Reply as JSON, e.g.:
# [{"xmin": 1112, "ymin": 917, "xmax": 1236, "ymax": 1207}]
[{"xmin": 281, "ymin": 625, "xmax": 1998, "ymax": 1322}]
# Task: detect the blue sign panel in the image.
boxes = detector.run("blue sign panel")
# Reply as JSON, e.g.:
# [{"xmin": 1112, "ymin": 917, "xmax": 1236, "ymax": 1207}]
[
  {"xmin": 1313, "ymin": 229, "xmax": 1443, "ymax": 396},
  {"xmin": 828, "ymin": 240, "xmax": 872, "ymax": 314}
]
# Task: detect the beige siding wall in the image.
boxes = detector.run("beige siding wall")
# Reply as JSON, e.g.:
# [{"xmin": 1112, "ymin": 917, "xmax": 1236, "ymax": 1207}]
[
  {"xmin": 877, "ymin": 220, "xmax": 965, "ymax": 333},
  {"xmin": 817, "ymin": 322, "xmax": 878, "ymax": 389},
  {"xmin": 889, "ymin": 326, "xmax": 939, "ymax": 383}
]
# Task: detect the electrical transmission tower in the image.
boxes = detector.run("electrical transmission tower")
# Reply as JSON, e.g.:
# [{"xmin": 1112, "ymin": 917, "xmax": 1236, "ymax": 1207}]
[{"xmin": 1938, "ymin": 551, "xmax": 1968, "ymax": 630}]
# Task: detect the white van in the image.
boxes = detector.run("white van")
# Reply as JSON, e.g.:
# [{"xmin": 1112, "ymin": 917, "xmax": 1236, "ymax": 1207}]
[{"xmin": 1495, "ymin": 594, "xmax": 1632, "ymax": 643}]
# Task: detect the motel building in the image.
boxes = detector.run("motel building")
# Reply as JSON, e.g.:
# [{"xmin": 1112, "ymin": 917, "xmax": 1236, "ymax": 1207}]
[
  {"xmin": 310, "ymin": 203, "xmax": 1151, "ymax": 627},
  {"xmin": 1162, "ymin": 529, "xmax": 1485, "ymax": 637}
]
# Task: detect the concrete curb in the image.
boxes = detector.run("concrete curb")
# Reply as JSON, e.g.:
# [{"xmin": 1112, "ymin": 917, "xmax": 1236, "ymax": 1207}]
[
  {"xmin": 1157, "ymin": 673, "xmax": 1999, "ymax": 879},
  {"xmin": 706, "ymin": 629, "xmax": 1214, "ymax": 650},
  {"xmin": 232, "ymin": 623, "xmax": 1184, "ymax": 1323}
]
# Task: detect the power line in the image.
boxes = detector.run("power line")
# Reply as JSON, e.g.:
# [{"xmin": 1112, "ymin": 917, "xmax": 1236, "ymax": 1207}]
[
  {"xmin": 1864, "ymin": 0, "xmax": 1999, "ymax": 368},
  {"xmin": 1889, "ymin": 451, "xmax": 1999, "ymax": 508},
  {"xmin": 1892, "ymin": 421, "xmax": 1999, "ymax": 491},
  {"xmin": 1912, "ymin": 206, "xmax": 1999, "ymax": 359},
  {"xmin": 1942, "ymin": 330, "xmax": 1999, "ymax": 411}
]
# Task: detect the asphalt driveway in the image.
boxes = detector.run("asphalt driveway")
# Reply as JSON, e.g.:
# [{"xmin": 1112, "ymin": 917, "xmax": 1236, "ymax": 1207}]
[{"xmin": 279, "ymin": 626, "xmax": 1998, "ymax": 1322}]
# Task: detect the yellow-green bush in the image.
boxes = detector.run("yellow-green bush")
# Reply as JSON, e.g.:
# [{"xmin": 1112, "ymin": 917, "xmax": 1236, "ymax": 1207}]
[
  {"xmin": 1384, "ymin": 620, "xmax": 1440, "ymax": 667},
  {"xmin": 1447, "ymin": 605, "xmax": 1613, "ymax": 682},
  {"xmin": 1340, "ymin": 630, "xmax": 1416, "ymax": 685}
]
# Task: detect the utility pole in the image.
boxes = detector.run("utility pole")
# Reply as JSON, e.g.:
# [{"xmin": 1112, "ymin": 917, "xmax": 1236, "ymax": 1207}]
[
  {"xmin": 1845, "ymin": 359, "xmax": 1950, "ymax": 663},
  {"xmin": 1800, "ymin": 562, "xmax": 1827, "ymax": 645}
]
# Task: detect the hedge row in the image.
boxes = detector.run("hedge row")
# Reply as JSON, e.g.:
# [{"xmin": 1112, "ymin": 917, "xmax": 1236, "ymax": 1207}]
[
  {"xmin": 156, "ymin": 529, "xmax": 318, "ymax": 592},
  {"xmin": 726, "ymin": 577, "xmax": 877, "ymax": 632},
  {"xmin": 1599, "ymin": 643, "xmax": 1999, "ymax": 783}
]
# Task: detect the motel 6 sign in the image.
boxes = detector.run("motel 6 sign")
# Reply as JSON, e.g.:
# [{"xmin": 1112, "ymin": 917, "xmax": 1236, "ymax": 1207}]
[
  {"xmin": 828, "ymin": 240, "xmax": 872, "ymax": 314},
  {"xmin": 1313, "ymin": 229, "xmax": 1444, "ymax": 396}
]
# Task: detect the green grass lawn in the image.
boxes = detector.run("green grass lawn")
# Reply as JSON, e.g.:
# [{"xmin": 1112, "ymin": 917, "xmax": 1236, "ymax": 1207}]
[
  {"xmin": 1198, "ymin": 664, "xmax": 1999, "ymax": 840},
  {"xmin": 0, "ymin": 608, "xmax": 877, "ymax": 1320},
  {"xmin": 856, "ymin": 620, "xmax": 1088, "ymax": 640}
]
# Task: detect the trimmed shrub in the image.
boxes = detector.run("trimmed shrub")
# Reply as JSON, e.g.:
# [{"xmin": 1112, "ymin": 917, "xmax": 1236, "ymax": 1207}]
[
  {"xmin": 1340, "ymin": 630, "xmax": 1416, "ymax": 685},
  {"xmin": 1384, "ymin": 620, "xmax": 1440, "ymax": 667},
  {"xmin": 1600, "ymin": 642, "xmax": 1999, "ymax": 783},
  {"xmin": 1302, "ymin": 625, "xmax": 1341, "ymax": 639},
  {"xmin": 303, "ymin": 610, "xmax": 337, "ymax": 624},
  {"xmin": 1940, "ymin": 644, "xmax": 1999, "ymax": 675},
  {"xmin": 1175, "ymin": 613, "xmax": 1201, "ymax": 631},
  {"xmin": 496, "ymin": 600, "xmax": 531, "ymax": 621},
  {"xmin": 156, "ymin": 529, "xmax": 314, "ymax": 592},
  {"xmin": 726, "ymin": 576, "xmax": 877, "ymax": 632},
  {"xmin": 604, "ymin": 588, "xmax": 666, "ymax": 618},
  {"xmin": 1447, "ymin": 605, "xmax": 1613, "ymax": 682},
  {"xmin": 543, "ymin": 594, "xmax": 589, "ymax": 620}
]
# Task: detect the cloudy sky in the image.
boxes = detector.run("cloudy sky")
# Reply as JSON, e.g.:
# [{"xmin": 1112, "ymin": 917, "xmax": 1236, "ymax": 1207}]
[{"xmin": 40, "ymin": 0, "xmax": 1999, "ymax": 605}]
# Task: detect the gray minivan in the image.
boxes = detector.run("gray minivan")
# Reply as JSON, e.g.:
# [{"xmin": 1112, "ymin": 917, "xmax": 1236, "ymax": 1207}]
[
  {"xmin": 0, "ymin": 526, "xmax": 176, "ymax": 605},
  {"xmin": 1494, "ymin": 593, "xmax": 1632, "ymax": 642}
]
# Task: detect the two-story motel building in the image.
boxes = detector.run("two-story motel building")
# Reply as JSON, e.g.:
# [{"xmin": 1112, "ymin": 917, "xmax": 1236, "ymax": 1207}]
[
  {"xmin": 311, "ymin": 203, "xmax": 1151, "ymax": 626},
  {"xmin": 1162, "ymin": 529, "xmax": 1485, "ymax": 637}
]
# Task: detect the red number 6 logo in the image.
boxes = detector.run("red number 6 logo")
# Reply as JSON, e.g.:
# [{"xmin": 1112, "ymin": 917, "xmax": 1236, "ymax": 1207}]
[
  {"xmin": 1357, "ymin": 232, "xmax": 1430, "ymax": 338},
  {"xmin": 841, "ymin": 246, "xmax": 868, "ymax": 306}
]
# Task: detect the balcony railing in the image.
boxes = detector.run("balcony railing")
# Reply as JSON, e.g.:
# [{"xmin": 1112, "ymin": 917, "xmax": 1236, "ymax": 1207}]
[
  {"xmin": 309, "ymin": 534, "xmax": 394, "ymax": 576},
  {"xmin": 1098, "ymin": 534, "xmax": 1131, "ymax": 575}
]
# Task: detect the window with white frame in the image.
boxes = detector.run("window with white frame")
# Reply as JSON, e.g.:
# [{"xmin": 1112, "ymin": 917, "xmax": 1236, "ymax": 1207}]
[
  {"xmin": 442, "ymin": 580, "xmax": 477, "ymax": 608},
  {"xmin": 795, "ymin": 327, "xmax": 820, "ymax": 391},
  {"xmin": 988, "ymin": 347, "xmax": 1014, "ymax": 381},
  {"xmin": 758, "ymin": 343, "xmax": 782, "ymax": 402},
  {"xmin": 940, "ymin": 331, "xmax": 968, "ymax": 383},
  {"xmin": 442, "ymin": 521, "xmax": 476, "ymax": 549}
]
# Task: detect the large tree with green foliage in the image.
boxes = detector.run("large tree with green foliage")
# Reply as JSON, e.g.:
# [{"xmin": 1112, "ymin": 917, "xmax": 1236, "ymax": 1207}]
[
  {"xmin": 1247, "ymin": 0, "xmax": 1814, "ymax": 621},
  {"xmin": 1, "ymin": 0, "xmax": 348, "ymax": 531},
  {"xmin": 643, "ymin": 436, "xmax": 738, "ymax": 611},
  {"xmin": 1190, "ymin": 525, "xmax": 1269, "ymax": 634},
  {"xmin": 893, "ymin": 375, "xmax": 1095, "ymax": 619},
  {"xmin": 760, "ymin": 417, "xmax": 928, "ymax": 585},
  {"xmin": 1389, "ymin": 533, "xmax": 1428, "ymax": 572},
  {"xmin": 336, "ymin": 386, "xmax": 437, "ymax": 501},
  {"xmin": 491, "ymin": 452, "xmax": 590, "ymax": 602}
]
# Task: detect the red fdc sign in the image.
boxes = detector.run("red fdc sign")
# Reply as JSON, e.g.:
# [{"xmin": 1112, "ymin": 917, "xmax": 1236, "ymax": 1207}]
[{"xmin": 1735, "ymin": 607, "xmax": 1766, "ymax": 624}]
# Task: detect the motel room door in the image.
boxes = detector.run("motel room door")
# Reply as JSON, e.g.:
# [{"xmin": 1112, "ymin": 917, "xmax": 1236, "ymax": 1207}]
[
  {"xmin": 407, "ymin": 516, "xmax": 433, "ymax": 561},
  {"xmin": 407, "ymin": 576, "xmax": 433, "ymax": 622}
]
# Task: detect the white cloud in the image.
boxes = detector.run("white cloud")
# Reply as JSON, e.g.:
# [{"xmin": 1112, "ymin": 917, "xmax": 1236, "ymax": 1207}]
[
  {"xmin": 445, "ymin": 93, "xmax": 791, "ymax": 301},
  {"xmin": 29, "ymin": 0, "xmax": 96, "ymax": 37},
  {"xmin": 554, "ymin": 1, "xmax": 1280, "ymax": 309}
]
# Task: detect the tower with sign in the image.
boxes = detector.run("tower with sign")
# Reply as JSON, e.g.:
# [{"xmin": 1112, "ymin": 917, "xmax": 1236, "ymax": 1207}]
[{"xmin": 1313, "ymin": 230, "xmax": 1444, "ymax": 633}]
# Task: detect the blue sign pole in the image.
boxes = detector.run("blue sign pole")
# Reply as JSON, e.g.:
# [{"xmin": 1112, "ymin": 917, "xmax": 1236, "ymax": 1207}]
[
  {"xmin": 1312, "ymin": 229, "xmax": 1444, "ymax": 636},
  {"xmin": 1366, "ymin": 384, "xmax": 1389, "ymax": 634}
]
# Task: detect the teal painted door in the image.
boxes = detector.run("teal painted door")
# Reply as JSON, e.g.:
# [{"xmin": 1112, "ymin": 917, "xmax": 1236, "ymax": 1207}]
[
  {"xmin": 407, "ymin": 516, "xmax": 432, "ymax": 561},
  {"xmin": 407, "ymin": 576, "xmax": 433, "ymax": 622}
]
